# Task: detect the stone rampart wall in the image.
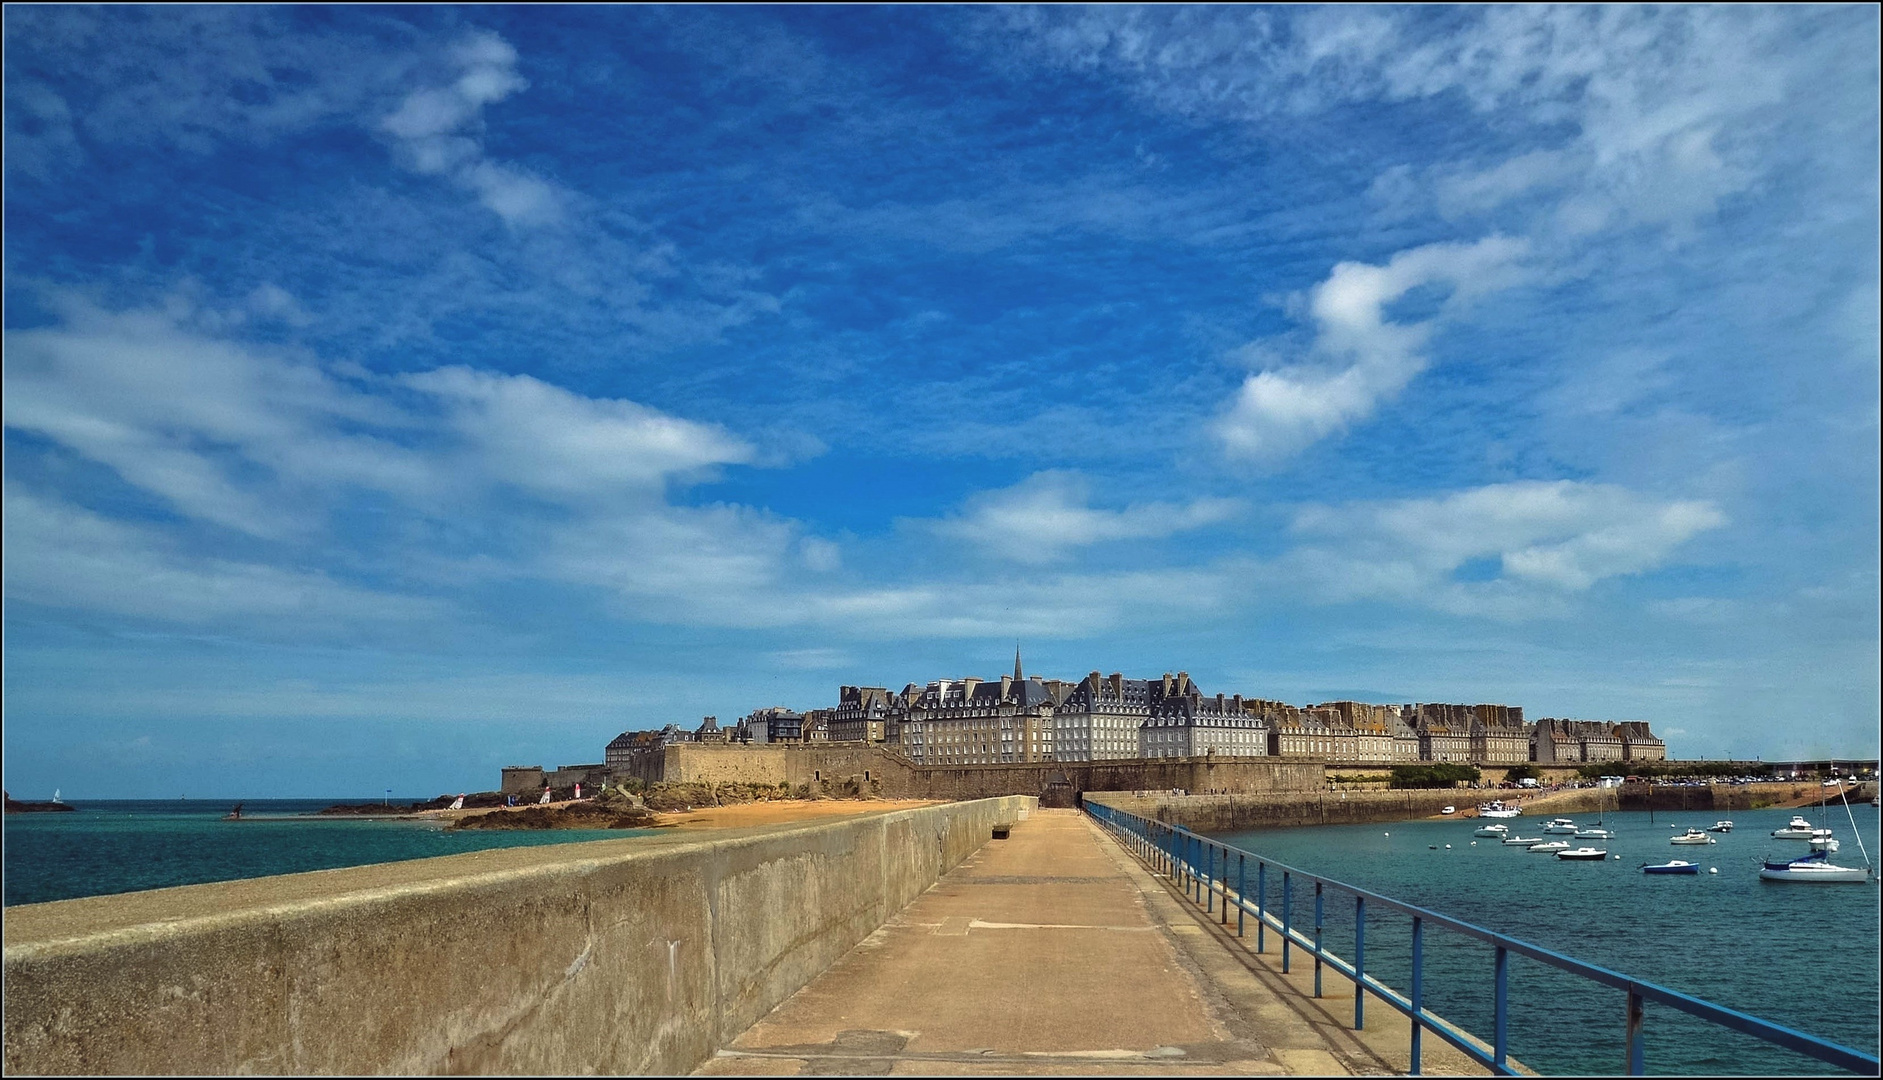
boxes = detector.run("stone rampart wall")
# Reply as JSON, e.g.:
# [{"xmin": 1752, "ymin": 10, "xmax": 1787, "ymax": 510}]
[
  {"xmin": 3, "ymin": 796, "xmax": 1036, "ymax": 1076},
  {"xmin": 637, "ymin": 744, "xmax": 1325, "ymax": 801}
]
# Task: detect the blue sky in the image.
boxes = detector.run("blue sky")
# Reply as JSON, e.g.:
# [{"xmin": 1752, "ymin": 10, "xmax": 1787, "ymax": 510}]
[{"xmin": 4, "ymin": 6, "xmax": 1877, "ymax": 798}]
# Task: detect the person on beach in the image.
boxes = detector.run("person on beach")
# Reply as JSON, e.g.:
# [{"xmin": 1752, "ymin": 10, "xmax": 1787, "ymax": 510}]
[{"xmin": 540, "ymin": 786, "xmax": 552, "ymax": 804}]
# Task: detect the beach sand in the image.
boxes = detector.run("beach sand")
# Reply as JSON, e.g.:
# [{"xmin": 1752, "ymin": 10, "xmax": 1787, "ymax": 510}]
[{"xmin": 412, "ymin": 797, "xmax": 942, "ymax": 830}]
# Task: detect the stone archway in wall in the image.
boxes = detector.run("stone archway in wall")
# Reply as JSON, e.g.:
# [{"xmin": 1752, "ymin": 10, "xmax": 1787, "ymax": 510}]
[{"xmin": 1040, "ymin": 770, "xmax": 1077, "ymax": 809}]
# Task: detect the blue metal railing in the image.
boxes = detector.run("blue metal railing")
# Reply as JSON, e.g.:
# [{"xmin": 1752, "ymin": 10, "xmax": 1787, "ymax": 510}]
[{"xmin": 1085, "ymin": 800, "xmax": 1880, "ymax": 1077}]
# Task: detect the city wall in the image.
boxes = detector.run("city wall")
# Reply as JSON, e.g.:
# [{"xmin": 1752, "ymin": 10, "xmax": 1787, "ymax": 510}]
[
  {"xmin": 649, "ymin": 743, "xmax": 1326, "ymax": 803},
  {"xmin": 3, "ymin": 796, "xmax": 1035, "ymax": 1076}
]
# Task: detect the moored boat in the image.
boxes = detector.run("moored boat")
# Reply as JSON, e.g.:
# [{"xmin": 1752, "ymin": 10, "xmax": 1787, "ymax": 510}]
[
  {"xmin": 1760, "ymin": 851, "xmax": 1872, "ymax": 882},
  {"xmin": 1772, "ymin": 815, "xmax": 1817, "ymax": 838},
  {"xmin": 1670, "ymin": 829, "xmax": 1716, "ymax": 845},
  {"xmin": 1502, "ymin": 835, "xmax": 1545, "ymax": 846},
  {"xmin": 1574, "ymin": 826, "xmax": 1614, "ymax": 839},
  {"xmin": 1556, "ymin": 847, "xmax": 1609, "ymax": 860},
  {"xmin": 1706, "ymin": 820, "xmax": 1734, "ymax": 833},
  {"xmin": 1474, "ymin": 823, "xmax": 1509, "ymax": 837},
  {"xmin": 1542, "ymin": 817, "xmax": 1579, "ymax": 834},
  {"xmin": 1642, "ymin": 860, "xmax": 1699, "ymax": 874},
  {"xmin": 1528, "ymin": 840, "xmax": 1571, "ymax": 853}
]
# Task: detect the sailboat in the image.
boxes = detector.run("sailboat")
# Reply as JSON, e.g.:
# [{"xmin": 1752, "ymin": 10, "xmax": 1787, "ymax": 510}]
[
  {"xmin": 449, "ymin": 794, "xmax": 465, "ymax": 810},
  {"xmin": 50, "ymin": 789, "xmax": 62, "ymax": 805},
  {"xmin": 223, "ymin": 802, "xmax": 244, "ymax": 821},
  {"xmin": 1760, "ymin": 782, "xmax": 1874, "ymax": 883},
  {"xmin": 1576, "ymin": 801, "xmax": 1615, "ymax": 840}
]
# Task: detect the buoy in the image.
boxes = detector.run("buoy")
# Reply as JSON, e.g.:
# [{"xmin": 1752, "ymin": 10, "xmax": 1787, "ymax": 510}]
[
  {"xmin": 1445, "ymin": 844, "xmax": 1452, "ymax": 849},
  {"xmin": 1613, "ymin": 854, "xmax": 1621, "ymax": 859},
  {"xmin": 1470, "ymin": 841, "xmax": 1477, "ymax": 845},
  {"xmin": 1384, "ymin": 832, "xmax": 1390, "ymax": 836},
  {"xmin": 1709, "ymin": 868, "xmax": 1718, "ymax": 874}
]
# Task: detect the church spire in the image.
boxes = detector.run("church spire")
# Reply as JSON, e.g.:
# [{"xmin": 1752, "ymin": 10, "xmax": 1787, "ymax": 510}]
[{"xmin": 1014, "ymin": 643, "xmax": 1023, "ymax": 683}]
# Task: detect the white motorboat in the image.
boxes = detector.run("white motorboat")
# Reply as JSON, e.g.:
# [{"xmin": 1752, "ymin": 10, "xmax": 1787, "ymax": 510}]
[
  {"xmin": 1574, "ymin": 826, "xmax": 1615, "ymax": 839},
  {"xmin": 1771, "ymin": 815, "xmax": 1817, "ymax": 838},
  {"xmin": 1706, "ymin": 820, "xmax": 1734, "ymax": 833},
  {"xmin": 1556, "ymin": 847, "xmax": 1609, "ymax": 860},
  {"xmin": 1502, "ymin": 835, "xmax": 1545, "ymax": 846},
  {"xmin": 1810, "ymin": 835, "xmax": 1841, "ymax": 855},
  {"xmin": 1528, "ymin": 841, "xmax": 1571, "ymax": 853},
  {"xmin": 1474, "ymin": 823, "xmax": 1509, "ymax": 837},
  {"xmin": 1670, "ymin": 829, "xmax": 1716, "ymax": 845},
  {"xmin": 1477, "ymin": 801, "xmax": 1521, "ymax": 818},
  {"xmin": 1542, "ymin": 817, "xmax": 1579, "ymax": 834}
]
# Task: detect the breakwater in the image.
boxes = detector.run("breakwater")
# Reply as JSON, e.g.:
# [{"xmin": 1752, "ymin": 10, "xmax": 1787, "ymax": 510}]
[
  {"xmin": 3, "ymin": 796, "xmax": 1034, "ymax": 1075},
  {"xmin": 1085, "ymin": 787, "xmax": 1620, "ymax": 832},
  {"xmin": 1618, "ymin": 780, "xmax": 1878, "ymax": 813}
]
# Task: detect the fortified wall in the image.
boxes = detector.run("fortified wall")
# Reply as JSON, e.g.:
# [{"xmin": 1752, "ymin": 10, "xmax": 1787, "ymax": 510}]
[
  {"xmin": 641, "ymin": 743, "xmax": 1325, "ymax": 804},
  {"xmin": 1081, "ymin": 788, "xmax": 1563, "ymax": 831},
  {"xmin": 3, "ymin": 796, "xmax": 1036, "ymax": 1076}
]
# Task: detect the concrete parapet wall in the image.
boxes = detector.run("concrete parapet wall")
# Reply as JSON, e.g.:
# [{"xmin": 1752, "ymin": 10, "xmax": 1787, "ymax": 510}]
[{"xmin": 3, "ymin": 796, "xmax": 1036, "ymax": 1076}]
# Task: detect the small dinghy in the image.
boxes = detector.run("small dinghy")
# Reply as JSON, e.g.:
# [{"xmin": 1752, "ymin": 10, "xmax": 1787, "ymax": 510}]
[
  {"xmin": 1642, "ymin": 860, "xmax": 1699, "ymax": 874},
  {"xmin": 1528, "ymin": 840, "xmax": 1571, "ymax": 853},
  {"xmin": 1502, "ymin": 835, "xmax": 1544, "ymax": 846}
]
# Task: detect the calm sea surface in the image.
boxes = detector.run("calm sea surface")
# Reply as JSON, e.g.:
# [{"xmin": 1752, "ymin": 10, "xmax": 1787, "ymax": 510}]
[
  {"xmin": 2, "ymin": 799, "xmax": 652, "ymax": 907},
  {"xmin": 1213, "ymin": 803, "xmax": 1881, "ymax": 1076}
]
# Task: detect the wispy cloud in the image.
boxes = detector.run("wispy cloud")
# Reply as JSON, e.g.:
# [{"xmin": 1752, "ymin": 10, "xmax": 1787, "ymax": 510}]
[
  {"xmin": 1278, "ymin": 480, "xmax": 1727, "ymax": 614},
  {"xmin": 379, "ymin": 31, "xmax": 566, "ymax": 228},
  {"xmin": 924, "ymin": 471, "xmax": 1243, "ymax": 564},
  {"xmin": 1216, "ymin": 235, "xmax": 1530, "ymax": 462}
]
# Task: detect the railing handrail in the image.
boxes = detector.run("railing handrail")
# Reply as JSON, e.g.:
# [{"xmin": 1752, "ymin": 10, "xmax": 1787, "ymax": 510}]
[{"xmin": 1084, "ymin": 800, "xmax": 1880, "ymax": 1076}]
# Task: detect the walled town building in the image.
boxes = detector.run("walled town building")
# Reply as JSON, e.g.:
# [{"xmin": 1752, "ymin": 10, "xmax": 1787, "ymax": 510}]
[
  {"xmin": 1408, "ymin": 704, "xmax": 1474, "ymax": 763},
  {"xmin": 1140, "ymin": 677, "xmax": 1267, "ymax": 758},
  {"xmin": 897, "ymin": 655, "xmax": 1057, "ymax": 765},
  {"xmin": 741, "ymin": 707, "xmax": 806, "ymax": 744},
  {"xmin": 1055, "ymin": 670, "xmax": 1156, "ymax": 761},
  {"xmin": 832, "ymin": 686, "xmax": 898, "ymax": 744},
  {"xmin": 1314, "ymin": 702, "xmax": 1407, "ymax": 763},
  {"xmin": 1469, "ymin": 705, "xmax": 1529, "ymax": 765},
  {"xmin": 1614, "ymin": 721, "xmax": 1667, "ymax": 762},
  {"xmin": 1530, "ymin": 718, "xmax": 1580, "ymax": 763},
  {"xmin": 694, "ymin": 716, "xmax": 728, "ymax": 744}
]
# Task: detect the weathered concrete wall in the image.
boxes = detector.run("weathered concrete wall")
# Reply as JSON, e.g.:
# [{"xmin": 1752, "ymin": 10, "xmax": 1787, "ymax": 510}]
[
  {"xmin": 1621, "ymin": 780, "xmax": 1879, "ymax": 813},
  {"xmin": 1083, "ymin": 788, "xmax": 1618, "ymax": 831},
  {"xmin": 3, "ymin": 796, "xmax": 1035, "ymax": 1076}
]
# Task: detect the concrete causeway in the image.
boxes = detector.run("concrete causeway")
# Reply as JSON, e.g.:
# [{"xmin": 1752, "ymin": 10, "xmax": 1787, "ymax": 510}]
[{"xmin": 701, "ymin": 808, "xmax": 1493, "ymax": 1076}]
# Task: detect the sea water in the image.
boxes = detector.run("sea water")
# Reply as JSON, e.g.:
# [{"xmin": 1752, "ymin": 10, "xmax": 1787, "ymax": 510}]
[
  {"xmin": 2, "ymin": 799, "xmax": 654, "ymax": 907},
  {"xmin": 1213, "ymin": 804, "xmax": 1881, "ymax": 1076}
]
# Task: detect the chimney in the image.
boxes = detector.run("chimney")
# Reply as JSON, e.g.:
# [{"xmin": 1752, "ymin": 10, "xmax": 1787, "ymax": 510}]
[{"xmin": 1110, "ymin": 672, "xmax": 1123, "ymax": 700}]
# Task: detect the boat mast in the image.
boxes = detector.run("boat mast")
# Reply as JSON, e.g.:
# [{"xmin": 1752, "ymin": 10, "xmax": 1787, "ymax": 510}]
[{"xmin": 1835, "ymin": 780, "xmax": 1873, "ymax": 873}]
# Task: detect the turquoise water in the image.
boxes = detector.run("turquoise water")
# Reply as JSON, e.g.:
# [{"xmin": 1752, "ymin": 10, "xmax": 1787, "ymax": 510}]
[
  {"xmin": 2, "ymin": 799, "xmax": 655, "ymax": 907},
  {"xmin": 1212, "ymin": 805, "xmax": 1881, "ymax": 1076}
]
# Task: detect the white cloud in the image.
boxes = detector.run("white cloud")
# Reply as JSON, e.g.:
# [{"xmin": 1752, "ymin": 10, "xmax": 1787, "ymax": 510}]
[
  {"xmin": 1278, "ymin": 480, "xmax": 1727, "ymax": 613},
  {"xmin": 1, "ymin": 484, "xmax": 441, "ymax": 626},
  {"xmin": 926, "ymin": 471, "xmax": 1244, "ymax": 564},
  {"xmin": 379, "ymin": 30, "xmax": 565, "ymax": 228},
  {"xmin": 1216, "ymin": 235, "xmax": 1529, "ymax": 462},
  {"xmin": 403, "ymin": 366, "xmax": 753, "ymax": 503}
]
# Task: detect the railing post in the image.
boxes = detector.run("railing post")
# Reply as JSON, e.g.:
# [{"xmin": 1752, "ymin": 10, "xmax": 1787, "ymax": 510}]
[
  {"xmin": 1237, "ymin": 853, "xmax": 1246, "ymax": 937},
  {"xmin": 1221, "ymin": 845, "xmax": 1230, "ymax": 926},
  {"xmin": 1206, "ymin": 841, "xmax": 1215, "ymax": 913},
  {"xmin": 1281, "ymin": 871, "xmax": 1292, "ymax": 973},
  {"xmin": 1626, "ymin": 988, "xmax": 1645, "ymax": 1075},
  {"xmin": 1314, "ymin": 881, "xmax": 1324, "ymax": 998},
  {"xmin": 1494, "ymin": 945, "xmax": 1509, "ymax": 1070},
  {"xmin": 1257, "ymin": 861, "xmax": 1267, "ymax": 953},
  {"xmin": 1410, "ymin": 915, "xmax": 1423, "ymax": 1076},
  {"xmin": 1354, "ymin": 895, "xmax": 1366, "ymax": 1030}
]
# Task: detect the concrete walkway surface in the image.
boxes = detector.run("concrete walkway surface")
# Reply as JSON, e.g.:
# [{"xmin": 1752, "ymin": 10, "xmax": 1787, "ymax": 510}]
[{"xmin": 699, "ymin": 809, "xmax": 1494, "ymax": 1076}]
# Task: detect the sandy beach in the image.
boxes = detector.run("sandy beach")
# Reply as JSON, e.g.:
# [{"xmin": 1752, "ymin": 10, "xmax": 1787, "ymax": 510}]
[{"xmin": 411, "ymin": 797, "xmax": 942, "ymax": 830}]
